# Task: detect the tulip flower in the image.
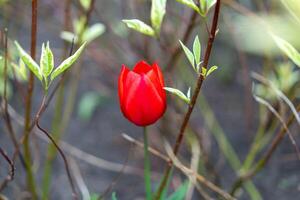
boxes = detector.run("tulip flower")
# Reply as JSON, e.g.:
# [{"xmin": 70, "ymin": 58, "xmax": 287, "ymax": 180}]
[{"xmin": 118, "ymin": 60, "xmax": 166, "ymax": 126}]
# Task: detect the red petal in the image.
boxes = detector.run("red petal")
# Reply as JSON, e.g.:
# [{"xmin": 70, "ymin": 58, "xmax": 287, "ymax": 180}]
[
  {"xmin": 152, "ymin": 62, "xmax": 165, "ymax": 87},
  {"xmin": 146, "ymin": 68, "xmax": 165, "ymax": 100},
  {"xmin": 118, "ymin": 65, "xmax": 130, "ymax": 114},
  {"xmin": 124, "ymin": 74, "xmax": 166, "ymax": 126},
  {"xmin": 133, "ymin": 60, "xmax": 152, "ymax": 74}
]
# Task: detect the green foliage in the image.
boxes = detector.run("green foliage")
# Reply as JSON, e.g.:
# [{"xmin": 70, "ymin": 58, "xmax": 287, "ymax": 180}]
[
  {"xmin": 78, "ymin": 92, "xmax": 106, "ymax": 121},
  {"xmin": 15, "ymin": 41, "xmax": 87, "ymax": 91},
  {"xmin": 254, "ymin": 63, "xmax": 300, "ymax": 101},
  {"xmin": 179, "ymin": 36, "xmax": 203, "ymax": 73},
  {"xmin": 175, "ymin": 0, "xmax": 200, "ymax": 14},
  {"xmin": 80, "ymin": 0, "xmax": 91, "ymax": 11},
  {"xmin": 111, "ymin": 192, "xmax": 118, "ymax": 200},
  {"xmin": 122, "ymin": 19, "xmax": 155, "ymax": 37},
  {"xmin": 199, "ymin": 0, "xmax": 217, "ymax": 16},
  {"xmin": 15, "ymin": 41, "xmax": 43, "ymax": 81},
  {"xmin": 193, "ymin": 36, "xmax": 201, "ymax": 67},
  {"xmin": 61, "ymin": 16, "xmax": 105, "ymax": 44},
  {"xmin": 164, "ymin": 87, "xmax": 191, "ymax": 104},
  {"xmin": 166, "ymin": 181, "xmax": 189, "ymax": 200},
  {"xmin": 271, "ymin": 33, "xmax": 300, "ymax": 67},
  {"xmin": 40, "ymin": 42, "xmax": 54, "ymax": 79},
  {"xmin": 179, "ymin": 40, "xmax": 196, "ymax": 71},
  {"xmin": 206, "ymin": 65, "xmax": 218, "ymax": 77},
  {"xmin": 50, "ymin": 42, "xmax": 87, "ymax": 81},
  {"xmin": 151, "ymin": 0, "xmax": 167, "ymax": 34},
  {"xmin": 281, "ymin": 0, "xmax": 300, "ymax": 24}
]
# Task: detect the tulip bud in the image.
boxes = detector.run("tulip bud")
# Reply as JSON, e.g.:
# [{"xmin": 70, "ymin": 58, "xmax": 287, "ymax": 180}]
[{"xmin": 118, "ymin": 60, "xmax": 166, "ymax": 126}]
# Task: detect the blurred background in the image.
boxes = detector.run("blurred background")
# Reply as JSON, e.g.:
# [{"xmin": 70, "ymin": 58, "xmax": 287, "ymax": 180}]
[{"xmin": 0, "ymin": 0, "xmax": 300, "ymax": 199}]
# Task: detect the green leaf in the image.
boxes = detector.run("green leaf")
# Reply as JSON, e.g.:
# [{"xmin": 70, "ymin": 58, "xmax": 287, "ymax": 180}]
[
  {"xmin": 187, "ymin": 87, "xmax": 191, "ymax": 100},
  {"xmin": 60, "ymin": 31, "xmax": 78, "ymax": 44},
  {"xmin": 77, "ymin": 92, "xmax": 104, "ymax": 121},
  {"xmin": 40, "ymin": 42, "xmax": 54, "ymax": 78},
  {"xmin": 11, "ymin": 59, "xmax": 28, "ymax": 81},
  {"xmin": 207, "ymin": 0, "xmax": 217, "ymax": 10},
  {"xmin": 51, "ymin": 42, "xmax": 87, "ymax": 80},
  {"xmin": 192, "ymin": 35, "xmax": 201, "ymax": 65},
  {"xmin": 199, "ymin": 0, "xmax": 216, "ymax": 15},
  {"xmin": 164, "ymin": 87, "xmax": 190, "ymax": 104},
  {"xmin": 122, "ymin": 19, "xmax": 155, "ymax": 37},
  {"xmin": 271, "ymin": 33, "xmax": 300, "ymax": 67},
  {"xmin": 74, "ymin": 17, "xmax": 87, "ymax": 35},
  {"xmin": 166, "ymin": 181, "xmax": 189, "ymax": 200},
  {"xmin": 206, "ymin": 65, "xmax": 218, "ymax": 76},
  {"xmin": 80, "ymin": 0, "xmax": 91, "ymax": 10},
  {"xmin": 14, "ymin": 41, "xmax": 42, "ymax": 81},
  {"xmin": 151, "ymin": 0, "xmax": 167, "ymax": 34},
  {"xmin": 111, "ymin": 192, "xmax": 117, "ymax": 200},
  {"xmin": 179, "ymin": 40, "xmax": 196, "ymax": 71},
  {"xmin": 83, "ymin": 23, "xmax": 105, "ymax": 43},
  {"xmin": 175, "ymin": 0, "xmax": 200, "ymax": 13}
]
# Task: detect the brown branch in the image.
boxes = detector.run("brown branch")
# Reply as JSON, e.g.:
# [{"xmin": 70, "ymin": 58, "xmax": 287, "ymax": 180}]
[
  {"xmin": 155, "ymin": 1, "xmax": 222, "ymax": 198},
  {"xmin": 22, "ymin": 0, "xmax": 38, "ymax": 198}
]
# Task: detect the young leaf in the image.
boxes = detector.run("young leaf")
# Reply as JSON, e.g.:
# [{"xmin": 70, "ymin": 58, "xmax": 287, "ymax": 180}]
[
  {"xmin": 60, "ymin": 31, "xmax": 78, "ymax": 44},
  {"xmin": 179, "ymin": 40, "xmax": 195, "ymax": 71},
  {"xmin": 78, "ymin": 92, "xmax": 104, "ymax": 121},
  {"xmin": 80, "ymin": 0, "xmax": 91, "ymax": 10},
  {"xmin": 193, "ymin": 35, "xmax": 201, "ymax": 65},
  {"xmin": 164, "ymin": 87, "xmax": 190, "ymax": 104},
  {"xmin": 83, "ymin": 23, "xmax": 105, "ymax": 43},
  {"xmin": 207, "ymin": 0, "xmax": 217, "ymax": 10},
  {"xmin": 187, "ymin": 87, "xmax": 191, "ymax": 100},
  {"xmin": 271, "ymin": 34, "xmax": 300, "ymax": 67},
  {"xmin": 40, "ymin": 42, "xmax": 54, "ymax": 78},
  {"xmin": 151, "ymin": 0, "xmax": 167, "ymax": 34},
  {"xmin": 74, "ymin": 17, "xmax": 87, "ymax": 35},
  {"xmin": 166, "ymin": 181, "xmax": 189, "ymax": 200},
  {"xmin": 206, "ymin": 65, "xmax": 218, "ymax": 76},
  {"xmin": 175, "ymin": 0, "xmax": 200, "ymax": 13},
  {"xmin": 122, "ymin": 19, "xmax": 155, "ymax": 37},
  {"xmin": 14, "ymin": 41, "xmax": 42, "ymax": 81},
  {"xmin": 50, "ymin": 42, "xmax": 87, "ymax": 81},
  {"xmin": 111, "ymin": 192, "xmax": 118, "ymax": 200},
  {"xmin": 11, "ymin": 59, "xmax": 28, "ymax": 81}
]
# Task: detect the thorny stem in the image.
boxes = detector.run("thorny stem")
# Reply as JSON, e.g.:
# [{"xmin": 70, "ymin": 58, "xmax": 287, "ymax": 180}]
[
  {"xmin": 23, "ymin": 0, "xmax": 38, "ymax": 198},
  {"xmin": 230, "ymin": 104, "xmax": 300, "ymax": 196},
  {"xmin": 154, "ymin": 1, "xmax": 222, "ymax": 199},
  {"xmin": 0, "ymin": 147, "xmax": 15, "ymax": 191},
  {"xmin": 35, "ymin": 95, "xmax": 78, "ymax": 200}
]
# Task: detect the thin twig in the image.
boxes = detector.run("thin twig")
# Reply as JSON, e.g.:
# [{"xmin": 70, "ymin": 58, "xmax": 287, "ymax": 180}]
[
  {"xmin": 1, "ymin": 28, "xmax": 25, "ymax": 168},
  {"xmin": 122, "ymin": 134, "xmax": 235, "ymax": 200},
  {"xmin": 230, "ymin": 103, "xmax": 300, "ymax": 195},
  {"xmin": 155, "ymin": 1, "xmax": 222, "ymax": 198},
  {"xmin": 0, "ymin": 147, "xmax": 14, "ymax": 191},
  {"xmin": 34, "ymin": 96, "xmax": 78, "ymax": 199}
]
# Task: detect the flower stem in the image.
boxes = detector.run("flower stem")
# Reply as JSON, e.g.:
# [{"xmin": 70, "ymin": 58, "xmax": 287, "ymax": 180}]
[{"xmin": 143, "ymin": 127, "xmax": 152, "ymax": 200}]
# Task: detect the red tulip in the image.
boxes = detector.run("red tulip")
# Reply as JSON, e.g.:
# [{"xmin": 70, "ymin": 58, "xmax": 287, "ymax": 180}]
[{"xmin": 118, "ymin": 60, "xmax": 166, "ymax": 126}]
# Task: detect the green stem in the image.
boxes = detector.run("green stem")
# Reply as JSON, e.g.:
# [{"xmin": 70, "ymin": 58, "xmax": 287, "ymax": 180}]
[{"xmin": 143, "ymin": 127, "xmax": 152, "ymax": 200}]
